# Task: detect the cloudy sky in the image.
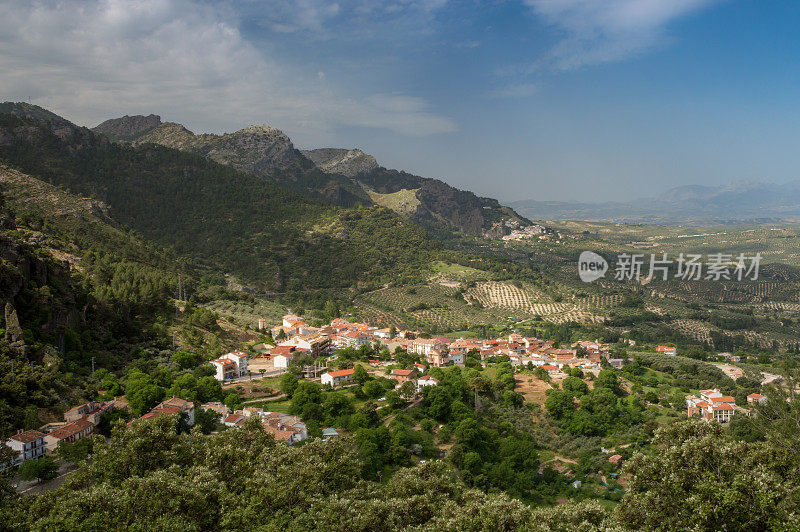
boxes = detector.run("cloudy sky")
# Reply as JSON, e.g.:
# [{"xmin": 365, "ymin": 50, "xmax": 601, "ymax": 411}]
[{"xmin": 2, "ymin": 0, "xmax": 799, "ymax": 202}]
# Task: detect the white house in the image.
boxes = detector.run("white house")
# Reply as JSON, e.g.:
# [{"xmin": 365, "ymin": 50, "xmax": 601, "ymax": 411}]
[
  {"xmin": 417, "ymin": 376, "xmax": 439, "ymax": 392},
  {"xmin": 224, "ymin": 351, "xmax": 248, "ymax": 376},
  {"xmin": 4, "ymin": 430, "xmax": 46, "ymax": 467},
  {"xmin": 321, "ymin": 368, "xmax": 355, "ymax": 387},
  {"xmin": 448, "ymin": 351, "xmax": 465, "ymax": 365},
  {"xmin": 210, "ymin": 357, "xmax": 237, "ymax": 381}
]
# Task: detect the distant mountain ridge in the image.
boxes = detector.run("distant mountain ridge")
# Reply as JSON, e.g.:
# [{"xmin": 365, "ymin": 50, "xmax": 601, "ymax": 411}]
[
  {"xmin": 511, "ymin": 181, "xmax": 800, "ymax": 223},
  {"xmin": 92, "ymin": 114, "xmax": 527, "ymax": 235}
]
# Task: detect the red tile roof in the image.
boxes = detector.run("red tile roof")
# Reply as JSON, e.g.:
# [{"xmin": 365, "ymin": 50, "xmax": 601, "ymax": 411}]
[
  {"xmin": 48, "ymin": 419, "xmax": 93, "ymax": 439},
  {"xmin": 328, "ymin": 368, "xmax": 355, "ymax": 378},
  {"xmin": 10, "ymin": 430, "xmax": 46, "ymax": 444},
  {"xmin": 710, "ymin": 396, "xmax": 735, "ymax": 403}
]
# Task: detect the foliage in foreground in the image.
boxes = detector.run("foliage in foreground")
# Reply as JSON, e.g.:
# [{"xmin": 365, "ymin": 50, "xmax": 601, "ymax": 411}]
[{"xmin": 0, "ymin": 416, "xmax": 609, "ymax": 531}]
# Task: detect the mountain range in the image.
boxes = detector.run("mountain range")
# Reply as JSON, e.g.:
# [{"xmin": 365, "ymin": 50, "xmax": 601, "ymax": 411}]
[
  {"xmin": 510, "ymin": 181, "xmax": 800, "ymax": 223},
  {"xmin": 93, "ymin": 114, "xmax": 526, "ymax": 236}
]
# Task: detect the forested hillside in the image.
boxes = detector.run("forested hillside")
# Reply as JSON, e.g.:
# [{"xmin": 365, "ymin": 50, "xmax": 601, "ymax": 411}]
[
  {"xmin": 93, "ymin": 113, "xmax": 528, "ymax": 236},
  {"xmin": 0, "ymin": 105, "xmax": 439, "ymax": 299}
]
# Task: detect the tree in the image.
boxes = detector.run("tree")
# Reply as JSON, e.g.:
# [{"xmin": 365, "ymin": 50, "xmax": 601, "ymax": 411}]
[
  {"xmin": 532, "ymin": 367, "xmax": 550, "ymax": 382},
  {"xmin": 57, "ymin": 438, "xmax": 93, "ymax": 463},
  {"xmin": 173, "ymin": 350, "xmax": 199, "ymax": 370},
  {"xmin": 19, "ymin": 457, "xmax": 59, "ymax": 484},
  {"xmin": 259, "ymin": 368, "xmax": 266, "ymax": 379},
  {"xmin": 399, "ymin": 380, "xmax": 416, "ymax": 401},
  {"xmin": 280, "ymin": 373, "xmax": 299, "ymax": 397},
  {"xmin": 616, "ymin": 420, "xmax": 799, "ymax": 530},
  {"xmin": 594, "ymin": 369, "xmax": 622, "ymax": 396},
  {"xmin": 389, "ymin": 325, "xmax": 397, "ymax": 339},
  {"xmin": 385, "ymin": 390, "xmax": 405, "ymax": 409},
  {"xmin": 223, "ymin": 391, "xmax": 242, "ymax": 411},
  {"xmin": 353, "ymin": 364, "xmax": 370, "ymax": 385},
  {"xmin": 362, "ymin": 380, "xmax": 385, "ymax": 399},
  {"xmin": 561, "ymin": 376, "xmax": 589, "ymax": 397}
]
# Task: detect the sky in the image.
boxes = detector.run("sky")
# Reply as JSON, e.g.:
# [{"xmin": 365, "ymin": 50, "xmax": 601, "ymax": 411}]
[{"xmin": 2, "ymin": 0, "xmax": 800, "ymax": 202}]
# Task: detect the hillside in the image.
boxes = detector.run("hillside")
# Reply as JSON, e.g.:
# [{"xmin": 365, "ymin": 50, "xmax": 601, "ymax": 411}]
[
  {"xmin": 1, "ymin": 104, "xmax": 440, "ymax": 301},
  {"xmin": 93, "ymin": 114, "xmax": 528, "ymax": 236}
]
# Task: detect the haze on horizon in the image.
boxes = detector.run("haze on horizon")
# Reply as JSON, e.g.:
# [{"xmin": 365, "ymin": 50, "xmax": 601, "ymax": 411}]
[{"xmin": 2, "ymin": 0, "xmax": 799, "ymax": 203}]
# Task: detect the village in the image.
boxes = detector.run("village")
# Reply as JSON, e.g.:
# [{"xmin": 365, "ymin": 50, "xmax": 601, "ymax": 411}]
[{"xmin": 3, "ymin": 313, "xmax": 763, "ymax": 481}]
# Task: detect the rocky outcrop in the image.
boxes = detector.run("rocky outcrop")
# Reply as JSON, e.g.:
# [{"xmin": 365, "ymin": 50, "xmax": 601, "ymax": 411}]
[{"xmin": 301, "ymin": 148, "xmax": 379, "ymax": 177}]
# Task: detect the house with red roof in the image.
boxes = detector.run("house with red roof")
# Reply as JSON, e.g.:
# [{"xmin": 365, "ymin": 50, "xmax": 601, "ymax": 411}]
[
  {"xmin": 321, "ymin": 368, "xmax": 355, "ymax": 387},
  {"xmin": 390, "ymin": 368, "xmax": 418, "ymax": 384},
  {"xmin": 4, "ymin": 430, "xmax": 47, "ymax": 466},
  {"xmin": 747, "ymin": 393, "xmax": 767, "ymax": 405},
  {"xmin": 44, "ymin": 419, "xmax": 95, "ymax": 453}
]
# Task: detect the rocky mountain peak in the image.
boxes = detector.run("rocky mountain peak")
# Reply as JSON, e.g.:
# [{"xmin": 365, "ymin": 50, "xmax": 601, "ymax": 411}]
[{"xmin": 94, "ymin": 114, "xmax": 162, "ymax": 141}]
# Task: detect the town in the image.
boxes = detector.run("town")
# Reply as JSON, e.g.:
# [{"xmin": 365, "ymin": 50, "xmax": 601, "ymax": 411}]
[{"xmin": 6, "ymin": 312, "xmax": 762, "ymax": 478}]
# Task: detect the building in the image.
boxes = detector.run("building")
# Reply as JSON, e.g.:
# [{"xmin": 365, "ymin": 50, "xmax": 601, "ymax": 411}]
[
  {"xmin": 201, "ymin": 402, "xmax": 230, "ymax": 416},
  {"xmin": 426, "ymin": 349, "xmax": 450, "ymax": 368},
  {"xmin": 261, "ymin": 413, "xmax": 308, "ymax": 445},
  {"xmin": 686, "ymin": 392, "xmax": 736, "ymax": 423},
  {"xmin": 656, "ymin": 346, "xmax": 677, "ymax": 356},
  {"xmin": 390, "ymin": 368, "xmax": 418, "ymax": 384},
  {"xmin": 747, "ymin": 393, "xmax": 767, "ymax": 405},
  {"xmin": 448, "ymin": 349, "xmax": 466, "ymax": 365},
  {"xmin": 271, "ymin": 345, "xmax": 297, "ymax": 368},
  {"xmin": 44, "ymin": 419, "xmax": 95, "ymax": 453},
  {"xmin": 63, "ymin": 401, "xmax": 111, "ymax": 425},
  {"xmin": 341, "ymin": 330, "xmax": 371, "ymax": 348},
  {"xmin": 209, "ymin": 357, "xmax": 238, "ymax": 381},
  {"xmin": 140, "ymin": 397, "xmax": 196, "ymax": 426},
  {"xmin": 322, "ymin": 428, "xmax": 340, "ymax": 440},
  {"xmin": 223, "ymin": 413, "xmax": 246, "ymax": 428},
  {"xmin": 4, "ymin": 430, "xmax": 47, "ymax": 466},
  {"xmin": 417, "ymin": 376, "xmax": 439, "ymax": 392},
  {"xmin": 289, "ymin": 334, "xmax": 331, "ymax": 357},
  {"xmin": 321, "ymin": 368, "xmax": 355, "ymax": 387},
  {"xmin": 408, "ymin": 338, "xmax": 445, "ymax": 356},
  {"xmin": 224, "ymin": 351, "xmax": 248, "ymax": 376},
  {"xmin": 608, "ymin": 454, "xmax": 623, "ymax": 469}
]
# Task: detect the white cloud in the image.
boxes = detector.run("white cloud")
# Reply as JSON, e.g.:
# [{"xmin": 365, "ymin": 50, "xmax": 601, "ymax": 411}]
[
  {"xmin": 524, "ymin": 0, "xmax": 720, "ymax": 71},
  {"xmin": 0, "ymin": 0, "xmax": 455, "ymax": 142}
]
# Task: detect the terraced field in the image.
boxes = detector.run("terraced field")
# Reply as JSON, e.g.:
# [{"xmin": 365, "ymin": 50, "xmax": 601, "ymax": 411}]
[{"xmin": 668, "ymin": 319, "xmax": 713, "ymax": 344}]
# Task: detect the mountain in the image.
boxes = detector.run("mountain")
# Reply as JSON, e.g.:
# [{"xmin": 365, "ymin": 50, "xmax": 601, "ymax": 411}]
[
  {"xmin": 301, "ymin": 147, "xmax": 529, "ymax": 236},
  {"xmin": 1, "ymin": 103, "xmax": 438, "ymax": 297},
  {"xmin": 93, "ymin": 115, "xmax": 528, "ymax": 236},
  {"xmin": 93, "ymin": 114, "xmax": 370, "ymax": 207},
  {"xmin": 511, "ymin": 181, "xmax": 800, "ymax": 223}
]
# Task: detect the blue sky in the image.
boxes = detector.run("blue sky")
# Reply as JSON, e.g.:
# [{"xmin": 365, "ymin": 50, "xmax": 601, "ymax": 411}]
[{"xmin": 2, "ymin": 1, "xmax": 800, "ymax": 202}]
